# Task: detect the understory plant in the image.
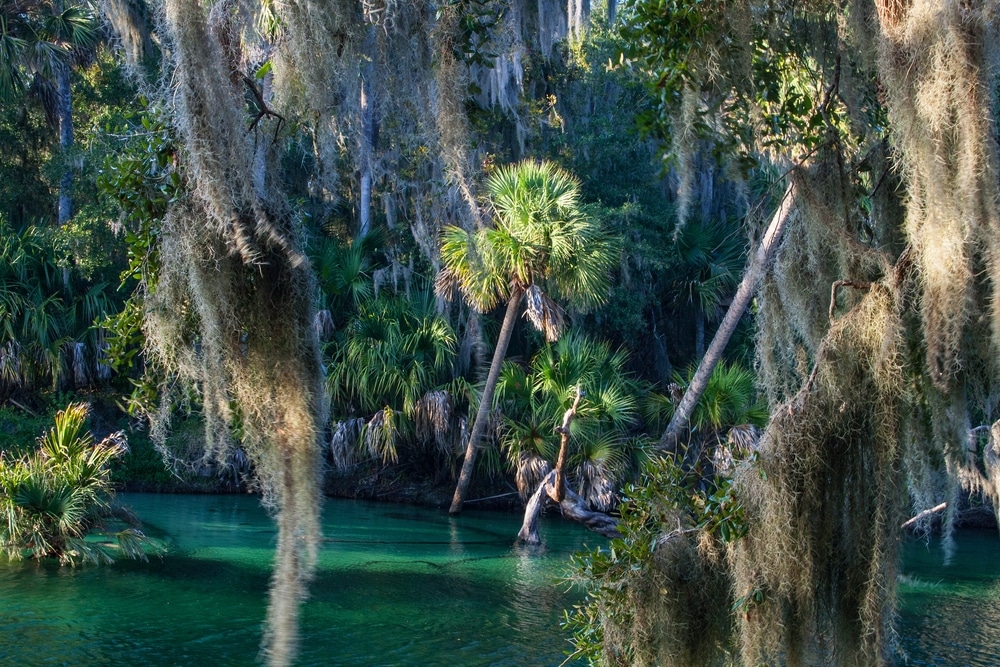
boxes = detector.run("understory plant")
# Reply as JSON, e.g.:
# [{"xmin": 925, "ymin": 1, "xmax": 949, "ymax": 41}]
[
  {"xmin": 324, "ymin": 284, "xmax": 465, "ymax": 471},
  {"xmin": 0, "ymin": 402, "xmax": 157, "ymax": 565},
  {"xmin": 565, "ymin": 453, "xmax": 746, "ymax": 666},
  {"xmin": 496, "ymin": 329, "xmax": 644, "ymax": 511}
]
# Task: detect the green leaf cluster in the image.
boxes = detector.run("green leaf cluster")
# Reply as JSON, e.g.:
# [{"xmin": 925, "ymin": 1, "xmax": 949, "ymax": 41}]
[
  {"xmin": 440, "ymin": 160, "xmax": 618, "ymax": 316},
  {"xmin": 0, "ymin": 402, "xmax": 160, "ymax": 565}
]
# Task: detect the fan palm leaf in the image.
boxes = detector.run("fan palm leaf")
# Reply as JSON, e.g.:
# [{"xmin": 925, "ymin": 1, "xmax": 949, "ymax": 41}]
[{"xmin": 443, "ymin": 161, "xmax": 620, "ymax": 513}]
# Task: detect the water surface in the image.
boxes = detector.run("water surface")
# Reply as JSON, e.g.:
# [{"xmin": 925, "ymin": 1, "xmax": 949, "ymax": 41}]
[
  {"xmin": 3, "ymin": 493, "xmax": 1000, "ymax": 666},
  {"xmin": 898, "ymin": 530, "xmax": 1000, "ymax": 667},
  {"xmin": 0, "ymin": 493, "xmax": 594, "ymax": 666}
]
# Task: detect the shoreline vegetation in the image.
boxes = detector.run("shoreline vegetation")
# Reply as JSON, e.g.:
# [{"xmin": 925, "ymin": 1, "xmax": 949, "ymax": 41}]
[{"xmin": 4, "ymin": 395, "xmax": 997, "ymax": 530}]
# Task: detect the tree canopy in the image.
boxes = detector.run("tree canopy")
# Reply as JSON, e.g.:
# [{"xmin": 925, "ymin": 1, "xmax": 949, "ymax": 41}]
[{"xmin": 2, "ymin": 0, "xmax": 999, "ymax": 664}]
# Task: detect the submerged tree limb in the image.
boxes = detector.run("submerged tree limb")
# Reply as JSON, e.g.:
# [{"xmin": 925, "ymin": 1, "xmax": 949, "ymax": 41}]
[
  {"xmin": 659, "ymin": 181, "xmax": 798, "ymax": 450},
  {"xmin": 516, "ymin": 468, "xmax": 622, "ymax": 544}
]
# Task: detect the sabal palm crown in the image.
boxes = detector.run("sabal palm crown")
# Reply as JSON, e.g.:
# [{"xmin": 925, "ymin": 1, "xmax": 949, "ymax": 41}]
[
  {"xmin": 1, "ymin": 0, "xmax": 98, "ymax": 102},
  {"xmin": 440, "ymin": 160, "xmax": 616, "ymax": 339},
  {"xmin": 442, "ymin": 160, "xmax": 619, "ymax": 514}
]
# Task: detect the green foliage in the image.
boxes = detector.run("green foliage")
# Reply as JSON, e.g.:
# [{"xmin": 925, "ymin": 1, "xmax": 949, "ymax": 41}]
[
  {"xmin": 327, "ymin": 287, "xmax": 457, "ymax": 419},
  {"xmin": 0, "ymin": 402, "xmax": 159, "ymax": 565},
  {"xmin": 97, "ymin": 109, "xmax": 180, "ymax": 412},
  {"xmin": 309, "ymin": 231, "xmax": 382, "ymax": 319},
  {"xmin": 564, "ymin": 454, "xmax": 744, "ymax": 665},
  {"xmin": 619, "ymin": 0, "xmax": 862, "ymax": 167},
  {"xmin": 0, "ymin": 404, "xmax": 54, "ymax": 457},
  {"xmin": 496, "ymin": 330, "xmax": 644, "ymax": 508},
  {"xmin": 0, "ymin": 216, "xmax": 118, "ymax": 398},
  {"xmin": 0, "ymin": 0, "xmax": 99, "ymax": 102},
  {"xmin": 320, "ymin": 231, "xmax": 464, "ymax": 468},
  {"xmin": 644, "ymin": 361, "xmax": 766, "ymax": 438},
  {"xmin": 108, "ymin": 428, "xmax": 180, "ymax": 488},
  {"xmin": 671, "ymin": 217, "xmax": 744, "ymax": 319},
  {"xmin": 438, "ymin": 0, "xmax": 503, "ymax": 74},
  {"xmin": 439, "ymin": 160, "xmax": 619, "ymax": 327}
]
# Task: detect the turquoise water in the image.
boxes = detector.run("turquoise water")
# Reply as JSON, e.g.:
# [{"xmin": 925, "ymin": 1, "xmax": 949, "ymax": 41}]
[
  {"xmin": 898, "ymin": 531, "xmax": 1000, "ymax": 667},
  {"xmin": 2, "ymin": 494, "xmax": 999, "ymax": 666},
  {"xmin": 0, "ymin": 494, "xmax": 595, "ymax": 666}
]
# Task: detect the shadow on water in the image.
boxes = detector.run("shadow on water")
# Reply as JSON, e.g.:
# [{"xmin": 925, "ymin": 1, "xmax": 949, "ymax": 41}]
[
  {"xmin": 8, "ymin": 493, "xmax": 995, "ymax": 666},
  {"xmin": 0, "ymin": 494, "xmax": 590, "ymax": 667},
  {"xmin": 896, "ymin": 530, "xmax": 1000, "ymax": 667}
]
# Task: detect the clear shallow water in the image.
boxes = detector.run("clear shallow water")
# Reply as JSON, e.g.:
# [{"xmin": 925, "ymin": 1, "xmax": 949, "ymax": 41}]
[
  {"xmin": 0, "ymin": 493, "xmax": 596, "ymax": 666},
  {"xmin": 897, "ymin": 531, "xmax": 1000, "ymax": 667},
  {"xmin": 3, "ymin": 494, "xmax": 999, "ymax": 666}
]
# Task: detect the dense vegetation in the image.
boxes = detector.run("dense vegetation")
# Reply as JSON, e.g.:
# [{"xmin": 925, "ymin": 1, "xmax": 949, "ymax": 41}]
[
  {"xmin": 0, "ymin": 403, "xmax": 158, "ymax": 564},
  {"xmin": 2, "ymin": 0, "xmax": 999, "ymax": 665}
]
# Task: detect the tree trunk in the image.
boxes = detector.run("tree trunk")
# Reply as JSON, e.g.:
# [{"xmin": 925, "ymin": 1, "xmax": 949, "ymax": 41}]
[
  {"xmin": 607, "ymin": 0, "xmax": 616, "ymax": 25},
  {"xmin": 658, "ymin": 182, "xmax": 797, "ymax": 449},
  {"xmin": 56, "ymin": 60, "xmax": 73, "ymax": 226},
  {"xmin": 358, "ymin": 26, "xmax": 376, "ymax": 239},
  {"xmin": 449, "ymin": 286, "xmax": 524, "ymax": 514},
  {"xmin": 694, "ymin": 311, "xmax": 705, "ymax": 359},
  {"xmin": 516, "ymin": 469, "xmax": 621, "ymax": 544},
  {"xmin": 552, "ymin": 386, "xmax": 582, "ymax": 502}
]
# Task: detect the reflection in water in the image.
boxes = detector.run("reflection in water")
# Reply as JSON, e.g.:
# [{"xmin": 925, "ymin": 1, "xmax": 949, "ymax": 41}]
[
  {"xmin": 3, "ymin": 493, "xmax": 995, "ymax": 665},
  {"xmin": 0, "ymin": 493, "xmax": 589, "ymax": 667}
]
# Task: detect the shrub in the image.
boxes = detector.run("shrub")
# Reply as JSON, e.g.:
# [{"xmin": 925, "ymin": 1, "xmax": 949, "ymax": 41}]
[{"xmin": 0, "ymin": 403, "xmax": 158, "ymax": 565}]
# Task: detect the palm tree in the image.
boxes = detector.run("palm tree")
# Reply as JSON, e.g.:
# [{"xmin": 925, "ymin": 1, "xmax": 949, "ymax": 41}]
[
  {"xmin": 439, "ymin": 160, "xmax": 618, "ymax": 514},
  {"xmin": 0, "ymin": 403, "xmax": 158, "ymax": 564},
  {"xmin": 497, "ymin": 330, "xmax": 642, "ymax": 510},
  {"xmin": 0, "ymin": 0, "xmax": 98, "ymax": 224}
]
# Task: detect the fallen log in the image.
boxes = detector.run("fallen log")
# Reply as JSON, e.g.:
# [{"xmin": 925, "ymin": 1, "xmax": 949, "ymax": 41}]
[
  {"xmin": 516, "ymin": 469, "xmax": 621, "ymax": 544},
  {"xmin": 901, "ymin": 502, "xmax": 947, "ymax": 529}
]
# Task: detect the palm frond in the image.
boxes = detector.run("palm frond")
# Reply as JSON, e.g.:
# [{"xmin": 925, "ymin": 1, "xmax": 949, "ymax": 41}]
[
  {"xmin": 0, "ymin": 21, "xmax": 29, "ymax": 101},
  {"xmin": 61, "ymin": 536, "xmax": 114, "ymax": 566},
  {"xmin": 439, "ymin": 226, "xmax": 503, "ymax": 312},
  {"xmin": 328, "ymin": 418, "xmax": 365, "ymax": 470},
  {"xmin": 523, "ymin": 284, "xmax": 564, "ymax": 342},
  {"xmin": 514, "ymin": 451, "xmax": 551, "ymax": 500},
  {"xmin": 42, "ymin": 7, "xmax": 99, "ymax": 51},
  {"xmin": 363, "ymin": 407, "xmax": 401, "ymax": 464}
]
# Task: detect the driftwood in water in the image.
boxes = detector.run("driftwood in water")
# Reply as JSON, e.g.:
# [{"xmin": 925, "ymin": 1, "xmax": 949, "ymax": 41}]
[
  {"xmin": 517, "ymin": 469, "xmax": 622, "ymax": 544},
  {"xmin": 517, "ymin": 388, "xmax": 620, "ymax": 544}
]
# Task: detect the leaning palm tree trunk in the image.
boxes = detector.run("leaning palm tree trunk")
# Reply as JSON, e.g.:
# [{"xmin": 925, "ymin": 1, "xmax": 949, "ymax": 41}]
[
  {"xmin": 449, "ymin": 286, "xmax": 523, "ymax": 514},
  {"xmin": 658, "ymin": 181, "xmax": 797, "ymax": 449}
]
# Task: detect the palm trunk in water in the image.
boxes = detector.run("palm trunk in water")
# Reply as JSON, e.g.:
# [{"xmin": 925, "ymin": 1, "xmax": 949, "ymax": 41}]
[{"xmin": 449, "ymin": 286, "xmax": 524, "ymax": 514}]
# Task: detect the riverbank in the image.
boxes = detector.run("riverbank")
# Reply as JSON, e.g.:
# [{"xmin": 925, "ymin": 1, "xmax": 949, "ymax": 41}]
[{"xmin": 5, "ymin": 395, "xmax": 999, "ymax": 523}]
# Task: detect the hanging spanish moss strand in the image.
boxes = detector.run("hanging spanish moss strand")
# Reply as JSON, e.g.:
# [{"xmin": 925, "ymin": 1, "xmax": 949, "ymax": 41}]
[
  {"xmin": 154, "ymin": 0, "xmax": 326, "ymax": 664},
  {"xmin": 875, "ymin": 0, "xmax": 1000, "ymax": 392},
  {"xmin": 873, "ymin": 0, "xmax": 1000, "ymax": 557}
]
